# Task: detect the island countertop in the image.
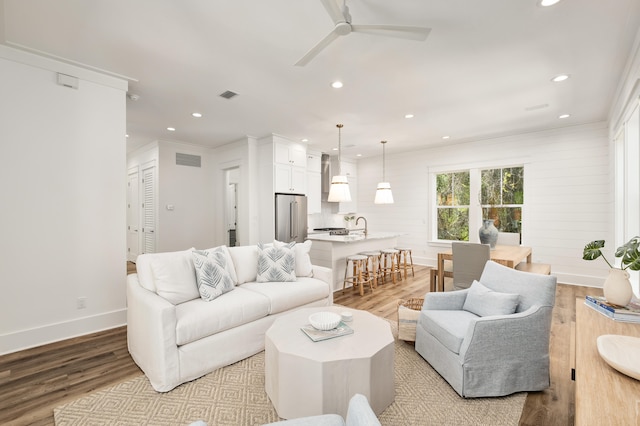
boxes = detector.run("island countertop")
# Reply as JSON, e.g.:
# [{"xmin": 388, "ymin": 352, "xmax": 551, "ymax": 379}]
[
  {"xmin": 306, "ymin": 232, "xmax": 402, "ymax": 243},
  {"xmin": 307, "ymin": 232, "xmax": 401, "ymax": 292}
]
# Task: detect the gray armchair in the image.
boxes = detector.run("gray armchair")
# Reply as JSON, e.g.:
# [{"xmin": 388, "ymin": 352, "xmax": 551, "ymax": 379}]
[{"xmin": 415, "ymin": 260, "xmax": 557, "ymax": 398}]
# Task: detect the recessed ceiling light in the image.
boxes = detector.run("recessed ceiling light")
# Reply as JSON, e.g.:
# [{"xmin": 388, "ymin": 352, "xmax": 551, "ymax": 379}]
[
  {"xmin": 559, "ymin": 114, "xmax": 570, "ymax": 119},
  {"xmin": 539, "ymin": 0, "xmax": 561, "ymax": 6},
  {"xmin": 191, "ymin": 112, "xmax": 203, "ymax": 118},
  {"xmin": 331, "ymin": 81, "xmax": 343, "ymax": 89},
  {"xmin": 442, "ymin": 135, "xmax": 450, "ymax": 140},
  {"xmin": 332, "ymin": 147, "xmax": 339, "ymax": 151},
  {"xmin": 356, "ymin": 153, "xmax": 362, "ymax": 157},
  {"xmin": 167, "ymin": 127, "xmax": 176, "ymax": 131},
  {"xmin": 551, "ymin": 74, "xmax": 570, "ymax": 83},
  {"xmin": 301, "ymin": 138, "xmax": 309, "ymax": 142},
  {"xmin": 405, "ymin": 114, "xmax": 414, "ymax": 119},
  {"xmin": 125, "ymin": 134, "xmax": 129, "ymax": 138}
]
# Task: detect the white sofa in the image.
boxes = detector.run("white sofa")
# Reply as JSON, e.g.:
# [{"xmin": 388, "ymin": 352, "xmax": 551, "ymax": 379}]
[{"xmin": 127, "ymin": 243, "xmax": 333, "ymax": 392}]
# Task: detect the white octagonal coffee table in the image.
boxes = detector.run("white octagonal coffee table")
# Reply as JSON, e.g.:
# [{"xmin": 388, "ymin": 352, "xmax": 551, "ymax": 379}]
[{"xmin": 265, "ymin": 306, "xmax": 395, "ymax": 419}]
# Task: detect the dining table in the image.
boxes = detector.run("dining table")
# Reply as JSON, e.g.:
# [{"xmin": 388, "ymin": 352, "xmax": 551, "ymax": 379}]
[{"xmin": 436, "ymin": 244, "xmax": 532, "ymax": 292}]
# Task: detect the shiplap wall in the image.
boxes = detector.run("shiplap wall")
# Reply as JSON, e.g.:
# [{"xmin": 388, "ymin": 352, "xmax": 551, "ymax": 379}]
[{"xmin": 356, "ymin": 122, "xmax": 612, "ymax": 287}]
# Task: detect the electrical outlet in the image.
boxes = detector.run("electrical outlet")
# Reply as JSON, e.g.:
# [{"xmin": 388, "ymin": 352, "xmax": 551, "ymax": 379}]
[{"xmin": 77, "ymin": 297, "xmax": 87, "ymax": 309}]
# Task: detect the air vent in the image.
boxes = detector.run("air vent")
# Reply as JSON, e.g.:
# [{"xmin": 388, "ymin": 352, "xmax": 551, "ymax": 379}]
[
  {"xmin": 219, "ymin": 90, "xmax": 238, "ymax": 99},
  {"xmin": 176, "ymin": 153, "xmax": 201, "ymax": 168}
]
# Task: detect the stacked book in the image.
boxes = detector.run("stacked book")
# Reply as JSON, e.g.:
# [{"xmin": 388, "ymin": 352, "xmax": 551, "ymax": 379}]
[{"xmin": 584, "ymin": 295, "xmax": 640, "ymax": 323}]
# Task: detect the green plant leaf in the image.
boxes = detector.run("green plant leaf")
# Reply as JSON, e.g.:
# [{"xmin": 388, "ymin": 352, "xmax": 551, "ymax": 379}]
[
  {"xmin": 583, "ymin": 240, "xmax": 605, "ymax": 261},
  {"xmin": 618, "ymin": 236, "xmax": 640, "ymax": 270}
]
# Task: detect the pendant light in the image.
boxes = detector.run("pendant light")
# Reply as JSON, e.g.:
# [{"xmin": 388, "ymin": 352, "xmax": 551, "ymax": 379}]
[
  {"xmin": 374, "ymin": 140, "xmax": 394, "ymax": 204},
  {"xmin": 328, "ymin": 123, "xmax": 352, "ymax": 202}
]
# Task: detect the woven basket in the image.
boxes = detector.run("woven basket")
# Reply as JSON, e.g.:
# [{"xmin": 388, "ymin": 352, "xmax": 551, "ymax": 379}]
[{"xmin": 397, "ymin": 298, "xmax": 424, "ymax": 342}]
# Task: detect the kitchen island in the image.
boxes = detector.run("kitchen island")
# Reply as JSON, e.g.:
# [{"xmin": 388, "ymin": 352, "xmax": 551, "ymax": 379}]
[{"xmin": 306, "ymin": 232, "xmax": 401, "ymax": 292}]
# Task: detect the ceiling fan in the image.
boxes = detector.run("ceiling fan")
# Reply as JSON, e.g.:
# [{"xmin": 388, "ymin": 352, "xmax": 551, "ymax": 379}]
[{"xmin": 295, "ymin": 0, "xmax": 431, "ymax": 66}]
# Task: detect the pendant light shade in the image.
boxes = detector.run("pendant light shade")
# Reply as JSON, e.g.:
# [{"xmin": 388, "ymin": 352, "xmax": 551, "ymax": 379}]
[
  {"xmin": 374, "ymin": 140, "xmax": 394, "ymax": 204},
  {"xmin": 328, "ymin": 124, "xmax": 352, "ymax": 202}
]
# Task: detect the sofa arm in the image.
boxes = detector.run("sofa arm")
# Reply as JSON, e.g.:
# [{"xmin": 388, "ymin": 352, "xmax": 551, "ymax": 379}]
[
  {"xmin": 459, "ymin": 305, "xmax": 552, "ymax": 361},
  {"xmin": 126, "ymin": 274, "xmax": 180, "ymax": 392},
  {"xmin": 312, "ymin": 264, "xmax": 332, "ymax": 286},
  {"xmin": 423, "ymin": 289, "xmax": 469, "ymax": 311}
]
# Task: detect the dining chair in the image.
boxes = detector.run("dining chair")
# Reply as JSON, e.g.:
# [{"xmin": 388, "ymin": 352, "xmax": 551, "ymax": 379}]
[
  {"xmin": 497, "ymin": 232, "xmax": 520, "ymax": 246},
  {"xmin": 451, "ymin": 242, "xmax": 491, "ymax": 290}
]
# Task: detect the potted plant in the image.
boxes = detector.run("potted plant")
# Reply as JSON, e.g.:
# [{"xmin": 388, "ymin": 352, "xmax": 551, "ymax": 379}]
[
  {"xmin": 582, "ymin": 236, "xmax": 640, "ymax": 306},
  {"xmin": 343, "ymin": 215, "xmax": 355, "ymax": 229}
]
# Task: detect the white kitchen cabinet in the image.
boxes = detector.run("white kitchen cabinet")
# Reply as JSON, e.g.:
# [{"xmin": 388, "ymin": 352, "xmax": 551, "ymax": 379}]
[
  {"xmin": 307, "ymin": 151, "xmax": 322, "ymax": 214},
  {"xmin": 275, "ymin": 163, "xmax": 307, "ymax": 193},
  {"xmin": 275, "ymin": 141, "xmax": 307, "ymax": 168}
]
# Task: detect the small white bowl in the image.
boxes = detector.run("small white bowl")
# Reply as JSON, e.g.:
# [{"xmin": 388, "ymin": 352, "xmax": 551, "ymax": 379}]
[
  {"xmin": 309, "ymin": 311, "xmax": 341, "ymax": 330},
  {"xmin": 341, "ymin": 311, "xmax": 353, "ymax": 322}
]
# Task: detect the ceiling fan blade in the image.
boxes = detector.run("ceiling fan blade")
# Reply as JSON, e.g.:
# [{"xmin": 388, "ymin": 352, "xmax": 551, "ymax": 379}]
[
  {"xmin": 295, "ymin": 30, "xmax": 340, "ymax": 66},
  {"xmin": 320, "ymin": 0, "xmax": 346, "ymax": 24},
  {"xmin": 350, "ymin": 24, "xmax": 431, "ymax": 41}
]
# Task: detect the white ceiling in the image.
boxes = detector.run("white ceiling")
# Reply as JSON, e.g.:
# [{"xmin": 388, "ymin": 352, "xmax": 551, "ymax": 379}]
[{"xmin": 2, "ymin": 0, "xmax": 640, "ymax": 158}]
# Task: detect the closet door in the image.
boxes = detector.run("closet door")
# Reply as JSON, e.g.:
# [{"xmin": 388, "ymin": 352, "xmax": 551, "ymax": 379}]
[
  {"xmin": 141, "ymin": 163, "xmax": 156, "ymax": 254},
  {"xmin": 126, "ymin": 169, "xmax": 140, "ymax": 261}
]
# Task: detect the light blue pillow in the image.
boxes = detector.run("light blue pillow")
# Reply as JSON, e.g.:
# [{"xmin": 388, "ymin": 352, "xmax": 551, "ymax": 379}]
[
  {"xmin": 257, "ymin": 242, "xmax": 296, "ymax": 282},
  {"xmin": 462, "ymin": 280, "xmax": 519, "ymax": 317},
  {"xmin": 192, "ymin": 249, "xmax": 234, "ymax": 301}
]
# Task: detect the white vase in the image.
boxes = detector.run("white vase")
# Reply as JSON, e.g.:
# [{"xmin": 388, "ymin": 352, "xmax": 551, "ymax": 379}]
[{"xmin": 603, "ymin": 268, "xmax": 633, "ymax": 306}]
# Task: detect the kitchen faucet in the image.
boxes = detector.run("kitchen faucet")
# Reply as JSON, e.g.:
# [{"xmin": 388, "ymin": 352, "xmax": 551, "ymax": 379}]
[{"xmin": 356, "ymin": 216, "xmax": 368, "ymax": 236}]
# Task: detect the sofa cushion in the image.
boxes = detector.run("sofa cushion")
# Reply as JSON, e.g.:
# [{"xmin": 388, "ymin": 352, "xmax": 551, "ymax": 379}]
[
  {"xmin": 192, "ymin": 250, "xmax": 235, "ymax": 301},
  {"xmin": 228, "ymin": 245, "xmax": 260, "ymax": 284},
  {"xmin": 202, "ymin": 245, "xmax": 238, "ymax": 284},
  {"xmin": 136, "ymin": 248, "xmax": 194, "ymax": 294},
  {"xmin": 257, "ymin": 242, "xmax": 296, "ymax": 282},
  {"xmin": 462, "ymin": 280, "xmax": 519, "ymax": 317},
  {"xmin": 420, "ymin": 310, "xmax": 478, "ymax": 354},
  {"xmin": 274, "ymin": 239, "xmax": 313, "ymax": 277},
  {"xmin": 240, "ymin": 277, "xmax": 330, "ymax": 315},
  {"xmin": 147, "ymin": 249, "xmax": 199, "ymax": 304},
  {"xmin": 175, "ymin": 287, "xmax": 270, "ymax": 346}
]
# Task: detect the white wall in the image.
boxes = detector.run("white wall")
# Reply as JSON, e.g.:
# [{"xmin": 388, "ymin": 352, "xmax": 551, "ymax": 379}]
[
  {"xmin": 357, "ymin": 122, "xmax": 613, "ymax": 288},
  {"xmin": 156, "ymin": 141, "xmax": 216, "ymax": 251},
  {"xmin": 0, "ymin": 46, "xmax": 128, "ymax": 354}
]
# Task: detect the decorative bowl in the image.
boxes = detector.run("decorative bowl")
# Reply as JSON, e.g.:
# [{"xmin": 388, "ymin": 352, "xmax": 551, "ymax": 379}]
[{"xmin": 309, "ymin": 311, "xmax": 341, "ymax": 330}]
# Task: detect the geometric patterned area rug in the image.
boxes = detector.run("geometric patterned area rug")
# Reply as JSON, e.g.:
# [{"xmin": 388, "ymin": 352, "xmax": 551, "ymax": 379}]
[{"xmin": 54, "ymin": 322, "xmax": 526, "ymax": 426}]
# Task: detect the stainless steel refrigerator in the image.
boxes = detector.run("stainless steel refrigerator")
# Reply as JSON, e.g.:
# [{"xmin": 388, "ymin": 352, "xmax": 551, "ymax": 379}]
[{"xmin": 275, "ymin": 193, "xmax": 308, "ymax": 243}]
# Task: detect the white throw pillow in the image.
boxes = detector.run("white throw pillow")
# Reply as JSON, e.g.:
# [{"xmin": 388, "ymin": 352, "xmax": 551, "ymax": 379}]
[
  {"xmin": 462, "ymin": 280, "xmax": 520, "ymax": 317},
  {"xmin": 192, "ymin": 250, "xmax": 235, "ymax": 301},
  {"xmin": 150, "ymin": 249, "xmax": 199, "ymax": 304},
  {"xmin": 228, "ymin": 245, "xmax": 260, "ymax": 284},
  {"xmin": 274, "ymin": 239, "xmax": 313, "ymax": 277},
  {"xmin": 257, "ymin": 242, "xmax": 297, "ymax": 282}
]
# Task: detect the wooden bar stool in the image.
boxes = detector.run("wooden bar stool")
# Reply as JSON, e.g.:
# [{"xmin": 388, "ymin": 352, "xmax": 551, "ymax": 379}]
[
  {"xmin": 359, "ymin": 251, "xmax": 382, "ymax": 288},
  {"xmin": 379, "ymin": 249, "xmax": 401, "ymax": 285},
  {"xmin": 343, "ymin": 254, "xmax": 374, "ymax": 296},
  {"xmin": 395, "ymin": 247, "xmax": 415, "ymax": 279}
]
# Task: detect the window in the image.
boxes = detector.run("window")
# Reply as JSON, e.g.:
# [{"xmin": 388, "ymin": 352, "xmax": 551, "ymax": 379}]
[
  {"xmin": 434, "ymin": 166, "xmax": 524, "ymax": 242},
  {"xmin": 480, "ymin": 167, "xmax": 524, "ymax": 234},
  {"xmin": 436, "ymin": 171, "xmax": 470, "ymax": 241}
]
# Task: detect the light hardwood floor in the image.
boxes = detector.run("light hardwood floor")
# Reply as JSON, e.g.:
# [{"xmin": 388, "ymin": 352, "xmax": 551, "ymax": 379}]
[{"xmin": 0, "ymin": 263, "xmax": 599, "ymax": 425}]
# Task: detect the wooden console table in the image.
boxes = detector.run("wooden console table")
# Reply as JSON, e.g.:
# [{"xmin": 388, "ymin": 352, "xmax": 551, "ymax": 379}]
[{"xmin": 573, "ymin": 299, "xmax": 640, "ymax": 424}]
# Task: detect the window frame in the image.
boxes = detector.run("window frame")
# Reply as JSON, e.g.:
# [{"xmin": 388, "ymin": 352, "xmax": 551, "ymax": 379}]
[{"xmin": 430, "ymin": 161, "xmax": 525, "ymax": 245}]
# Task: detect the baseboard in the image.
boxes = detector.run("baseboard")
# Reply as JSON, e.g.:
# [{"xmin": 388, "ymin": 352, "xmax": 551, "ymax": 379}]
[{"xmin": 0, "ymin": 308, "xmax": 127, "ymax": 355}]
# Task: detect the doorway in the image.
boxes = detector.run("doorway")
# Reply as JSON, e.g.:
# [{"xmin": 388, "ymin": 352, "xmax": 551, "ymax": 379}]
[{"xmin": 225, "ymin": 167, "xmax": 239, "ymax": 247}]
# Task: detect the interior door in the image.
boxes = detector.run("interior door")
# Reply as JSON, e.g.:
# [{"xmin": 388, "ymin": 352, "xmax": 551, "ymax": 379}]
[
  {"xmin": 126, "ymin": 169, "xmax": 140, "ymax": 261},
  {"xmin": 142, "ymin": 164, "xmax": 156, "ymax": 254}
]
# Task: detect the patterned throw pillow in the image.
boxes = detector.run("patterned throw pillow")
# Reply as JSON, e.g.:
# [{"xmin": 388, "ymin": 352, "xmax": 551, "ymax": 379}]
[
  {"xmin": 256, "ymin": 242, "xmax": 297, "ymax": 282},
  {"xmin": 192, "ymin": 249, "xmax": 235, "ymax": 301}
]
